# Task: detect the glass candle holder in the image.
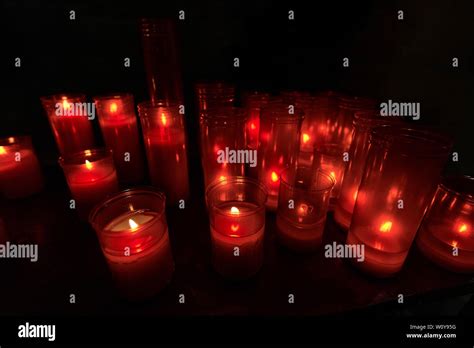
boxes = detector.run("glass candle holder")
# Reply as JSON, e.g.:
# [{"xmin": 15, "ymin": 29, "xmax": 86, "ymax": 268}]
[
  {"xmin": 417, "ymin": 176, "xmax": 474, "ymax": 273},
  {"xmin": 312, "ymin": 144, "xmax": 347, "ymax": 210},
  {"xmin": 59, "ymin": 149, "xmax": 119, "ymax": 219},
  {"xmin": 258, "ymin": 100, "xmax": 304, "ymax": 210},
  {"xmin": 140, "ymin": 18, "xmax": 183, "ymax": 104},
  {"xmin": 195, "ymin": 82, "xmax": 235, "ymax": 116},
  {"xmin": 94, "ymin": 93, "xmax": 145, "ymax": 184},
  {"xmin": 334, "ymin": 111, "xmax": 402, "ymax": 230},
  {"xmin": 243, "ymin": 91, "xmax": 270, "ymax": 178},
  {"xmin": 346, "ymin": 126, "xmax": 452, "ymax": 277},
  {"xmin": 89, "ymin": 188, "xmax": 174, "ymax": 300},
  {"xmin": 330, "ymin": 96, "xmax": 377, "ymax": 151},
  {"xmin": 276, "ymin": 167, "xmax": 334, "ymax": 252},
  {"xmin": 40, "ymin": 94, "xmax": 95, "ymax": 156},
  {"xmin": 0, "ymin": 136, "xmax": 44, "ymax": 199},
  {"xmin": 138, "ymin": 102, "xmax": 190, "ymax": 205},
  {"xmin": 200, "ymin": 107, "xmax": 247, "ymax": 189},
  {"xmin": 206, "ymin": 177, "xmax": 267, "ymax": 279}
]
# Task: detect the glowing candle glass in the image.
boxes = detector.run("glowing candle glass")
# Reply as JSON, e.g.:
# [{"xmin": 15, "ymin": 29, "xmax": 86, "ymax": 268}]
[
  {"xmin": 0, "ymin": 136, "xmax": 44, "ymax": 199},
  {"xmin": 94, "ymin": 93, "xmax": 145, "ymax": 184},
  {"xmin": 417, "ymin": 176, "xmax": 474, "ymax": 273},
  {"xmin": 276, "ymin": 167, "xmax": 334, "ymax": 252},
  {"xmin": 346, "ymin": 127, "xmax": 452, "ymax": 277},
  {"xmin": 40, "ymin": 94, "xmax": 95, "ymax": 156},
  {"xmin": 195, "ymin": 82, "xmax": 235, "ymax": 116},
  {"xmin": 334, "ymin": 111, "xmax": 402, "ymax": 230},
  {"xmin": 330, "ymin": 96, "xmax": 377, "ymax": 151},
  {"xmin": 89, "ymin": 188, "xmax": 174, "ymax": 300},
  {"xmin": 59, "ymin": 149, "xmax": 119, "ymax": 219},
  {"xmin": 140, "ymin": 18, "xmax": 183, "ymax": 104},
  {"xmin": 200, "ymin": 107, "xmax": 246, "ymax": 189},
  {"xmin": 312, "ymin": 144, "xmax": 347, "ymax": 210},
  {"xmin": 258, "ymin": 100, "xmax": 303, "ymax": 211},
  {"xmin": 206, "ymin": 177, "xmax": 267, "ymax": 279},
  {"xmin": 138, "ymin": 102, "xmax": 190, "ymax": 205}
]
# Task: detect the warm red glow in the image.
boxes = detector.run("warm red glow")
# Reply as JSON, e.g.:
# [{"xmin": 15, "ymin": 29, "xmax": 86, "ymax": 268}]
[
  {"xmin": 230, "ymin": 206, "xmax": 240, "ymax": 215},
  {"xmin": 330, "ymin": 171, "xmax": 336, "ymax": 182},
  {"xmin": 110, "ymin": 102, "xmax": 118, "ymax": 113},
  {"xmin": 297, "ymin": 203, "xmax": 309, "ymax": 217},
  {"xmin": 161, "ymin": 112, "xmax": 167, "ymax": 126},
  {"xmin": 62, "ymin": 99, "xmax": 71, "ymax": 110},
  {"xmin": 230, "ymin": 224, "xmax": 240, "ymax": 233},
  {"xmin": 379, "ymin": 221, "xmax": 393, "ymax": 233},
  {"xmin": 219, "ymin": 175, "xmax": 226, "ymax": 181},
  {"xmin": 0, "ymin": 146, "xmax": 6, "ymax": 155},
  {"xmin": 250, "ymin": 123, "xmax": 257, "ymax": 130},
  {"xmin": 302, "ymin": 133, "xmax": 310, "ymax": 144},
  {"xmin": 271, "ymin": 171, "xmax": 279, "ymax": 183},
  {"xmin": 353, "ymin": 190, "xmax": 358, "ymax": 201},
  {"xmin": 85, "ymin": 159, "xmax": 93, "ymax": 170}
]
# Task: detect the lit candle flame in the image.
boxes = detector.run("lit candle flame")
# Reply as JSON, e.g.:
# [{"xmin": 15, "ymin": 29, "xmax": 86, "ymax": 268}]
[
  {"xmin": 271, "ymin": 171, "xmax": 279, "ymax": 183},
  {"xmin": 302, "ymin": 133, "xmax": 310, "ymax": 144},
  {"xmin": 458, "ymin": 223, "xmax": 469, "ymax": 234},
  {"xmin": 230, "ymin": 206, "xmax": 240, "ymax": 215},
  {"xmin": 110, "ymin": 102, "xmax": 118, "ymax": 113},
  {"xmin": 250, "ymin": 123, "xmax": 257, "ymax": 130},
  {"xmin": 0, "ymin": 146, "xmax": 6, "ymax": 155},
  {"xmin": 161, "ymin": 112, "xmax": 167, "ymax": 126},
  {"xmin": 128, "ymin": 218, "xmax": 139, "ymax": 230},
  {"xmin": 330, "ymin": 171, "xmax": 336, "ymax": 181},
  {"xmin": 62, "ymin": 99, "xmax": 70, "ymax": 110},
  {"xmin": 353, "ymin": 190, "xmax": 358, "ymax": 201},
  {"xmin": 219, "ymin": 175, "xmax": 226, "ymax": 181},
  {"xmin": 379, "ymin": 221, "xmax": 393, "ymax": 233},
  {"xmin": 85, "ymin": 159, "xmax": 93, "ymax": 170}
]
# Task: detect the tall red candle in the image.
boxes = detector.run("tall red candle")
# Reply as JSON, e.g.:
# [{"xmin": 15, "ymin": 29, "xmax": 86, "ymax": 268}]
[
  {"xmin": 94, "ymin": 94, "xmax": 145, "ymax": 184},
  {"xmin": 138, "ymin": 102, "xmax": 189, "ymax": 205},
  {"xmin": 60, "ymin": 149, "xmax": 119, "ymax": 219},
  {"xmin": 41, "ymin": 94, "xmax": 95, "ymax": 156},
  {"xmin": 0, "ymin": 136, "xmax": 43, "ymax": 199}
]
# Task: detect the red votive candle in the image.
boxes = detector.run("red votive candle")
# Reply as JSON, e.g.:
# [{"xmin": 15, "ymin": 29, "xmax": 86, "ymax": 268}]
[
  {"xmin": 0, "ymin": 136, "xmax": 44, "ymax": 199},
  {"xmin": 313, "ymin": 144, "xmax": 347, "ymax": 210},
  {"xmin": 346, "ymin": 127, "xmax": 452, "ymax": 277},
  {"xmin": 417, "ymin": 176, "xmax": 474, "ymax": 273},
  {"xmin": 138, "ymin": 102, "xmax": 190, "ymax": 205},
  {"xmin": 276, "ymin": 167, "xmax": 334, "ymax": 252},
  {"xmin": 40, "ymin": 94, "xmax": 95, "ymax": 156},
  {"xmin": 200, "ymin": 107, "xmax": 247, "ymax": 189},
  {"xmin": 60, "ymin": 149, "xmax": 119, "ymax": 219},
  {"xmin": 94, "ymin": 94, "xmax": 145, "ymax": 184},
  {"xmin": 89, "ymin": 188, "xmax": 174, "ymax": 300},
  {"xmin": 331, "ymin": 96, "xmax": 377, "ymax": 151},
  {"xmin": 206, "ymin": 177, "xmax": 267, "ymax": 279},
  {"xmin": 334, "ymin": 111, "xmax": 402, "ymax": 230},
  {"xmin": 258, "ymin": 100, "xmax": 304, "ymax": 210}
]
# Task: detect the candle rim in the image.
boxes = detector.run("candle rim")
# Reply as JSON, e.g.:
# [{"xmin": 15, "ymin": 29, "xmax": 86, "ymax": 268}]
[
  {"xmin": 280, "ymin": 166, "xmax": 335, "ymax": 193},
  {"xmin": 58, "ymin": 148, "xmax": 113, "ymax": 167},
  {"xmin": 439, "ymin": 175, "xmax": 474, "ymax": 203},
  {"xmin": 40, "ymin": 93, "xmax": 86, "ymax": 107}
]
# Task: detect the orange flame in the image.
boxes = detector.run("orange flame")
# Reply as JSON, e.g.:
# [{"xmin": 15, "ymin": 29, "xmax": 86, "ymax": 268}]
[
  {"xmin": 161, "ymin": 112, "xmax": 167, "ymax": 126},
  {"xmin": 379, "ymin": 221, "xmax": 393, "ymax": 233},
  {"xmin": 271, "ymin": 171, "xmax": 279, "ymax": 183},
  {"xmin": 110, "ymin": 102, "xmax": 118, "ymax": 113},
  {"xmin": 302, "ymin": 133, "xmax": 310, "ymax": 144},
  {"xmin": 85, "ymin": 159, "xmax": 93, "ymax": 170},
  {"xmin": 128, "ymin": 218, "xmax": 139, "ymax": 230},
  {"xmin": 0, "ymin": 146, "xmax": 6, "ymax": 155}
]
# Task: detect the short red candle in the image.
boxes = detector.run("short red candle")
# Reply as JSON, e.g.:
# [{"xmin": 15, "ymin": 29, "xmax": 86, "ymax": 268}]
[
  {"xmin": 276, "ymin": 167, "xmax": 334, "ymax": 252},
  {"xmin": 0, "ymin": 136, "xmax": 44, "ymax": 199},
  {"xmin": 346, "ymin": 127, "xmax": 452, "ymax": 277},
  {"xmin": 258, "ymin": 100, "xmax": 303, "ymax": 210},
  {"xmin": 41, "ymin": 94, "xmax": 95, "ymax": 156},
  {"xmin": 89, "ymin": 188, "xmax": 174, "ymax": 300},
  {"xmin": 200, "ymin": 107, "xmax": 247, "ymax": 189},
  {"xmin": 313, "ymin": 144, "xmax": 347, "ymax": 210},
  {"xmin": 60, "ymin": 149, "xmax": 119, "ymax": 219},
  {"xmin": 417, "ymin": 176, "xmax": 474, "ymax": 273},
  {"xmin": 94, "ymin": 94, "xmax": 145, "ymax": 184},
  {"xmin": 206, "ymin": 177, "xmax": 267, "ymax": 279},
  {"xmin": 138, "ymin": 102, "xmax": 190, "ymax": 205}
]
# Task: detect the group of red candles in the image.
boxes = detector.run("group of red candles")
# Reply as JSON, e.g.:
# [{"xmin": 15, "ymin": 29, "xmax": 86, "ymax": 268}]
[{"xmin": 0, "ymin": 85, "xmax": 472, "ymax": 301}]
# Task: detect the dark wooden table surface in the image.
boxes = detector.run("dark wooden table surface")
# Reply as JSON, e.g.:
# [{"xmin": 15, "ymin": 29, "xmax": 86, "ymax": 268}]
[{"xmin": 0, "ymin": 164, "xmax": 473, "ymax": 318}]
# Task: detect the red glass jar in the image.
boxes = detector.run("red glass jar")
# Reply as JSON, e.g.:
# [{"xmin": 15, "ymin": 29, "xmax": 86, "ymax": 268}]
[
  {"xmin": 138, "ymin": 102, "xmax": 190, "ymax": 205},
  {"xmin": 331, "ymin": 96, "xmax": 377, "ymax": 151},
  {"xmin": 258, "ymin": 100, "xmax": 303, "ymax": 210},
  {"xmin": 417, "ymin": 176, "xmax": 474, "ymax": 273},
  {"xmin": 346, "ymin": 126, "xmax": 452, "ymax": 277},
  {"xmin": 200, "ymin": 107, "xmax": 247, "ymax": 189},
  {"xmin": 140, "ymin": 18, "xmax": 183, "ymax": 104},
  {"xmin": 40, "ymin": 94, "xmax": 95, "ymax": 156},
  {"xmin": 89, "ymin": 188, "xmax": 174, "ymax": 300},
  {"xmin": 334, "ymin": 111, "xmax": 402, "ymax": 229},
  {"xmin": 94, "ymin": 93, "xmax": 145, "ymax": 184}
]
